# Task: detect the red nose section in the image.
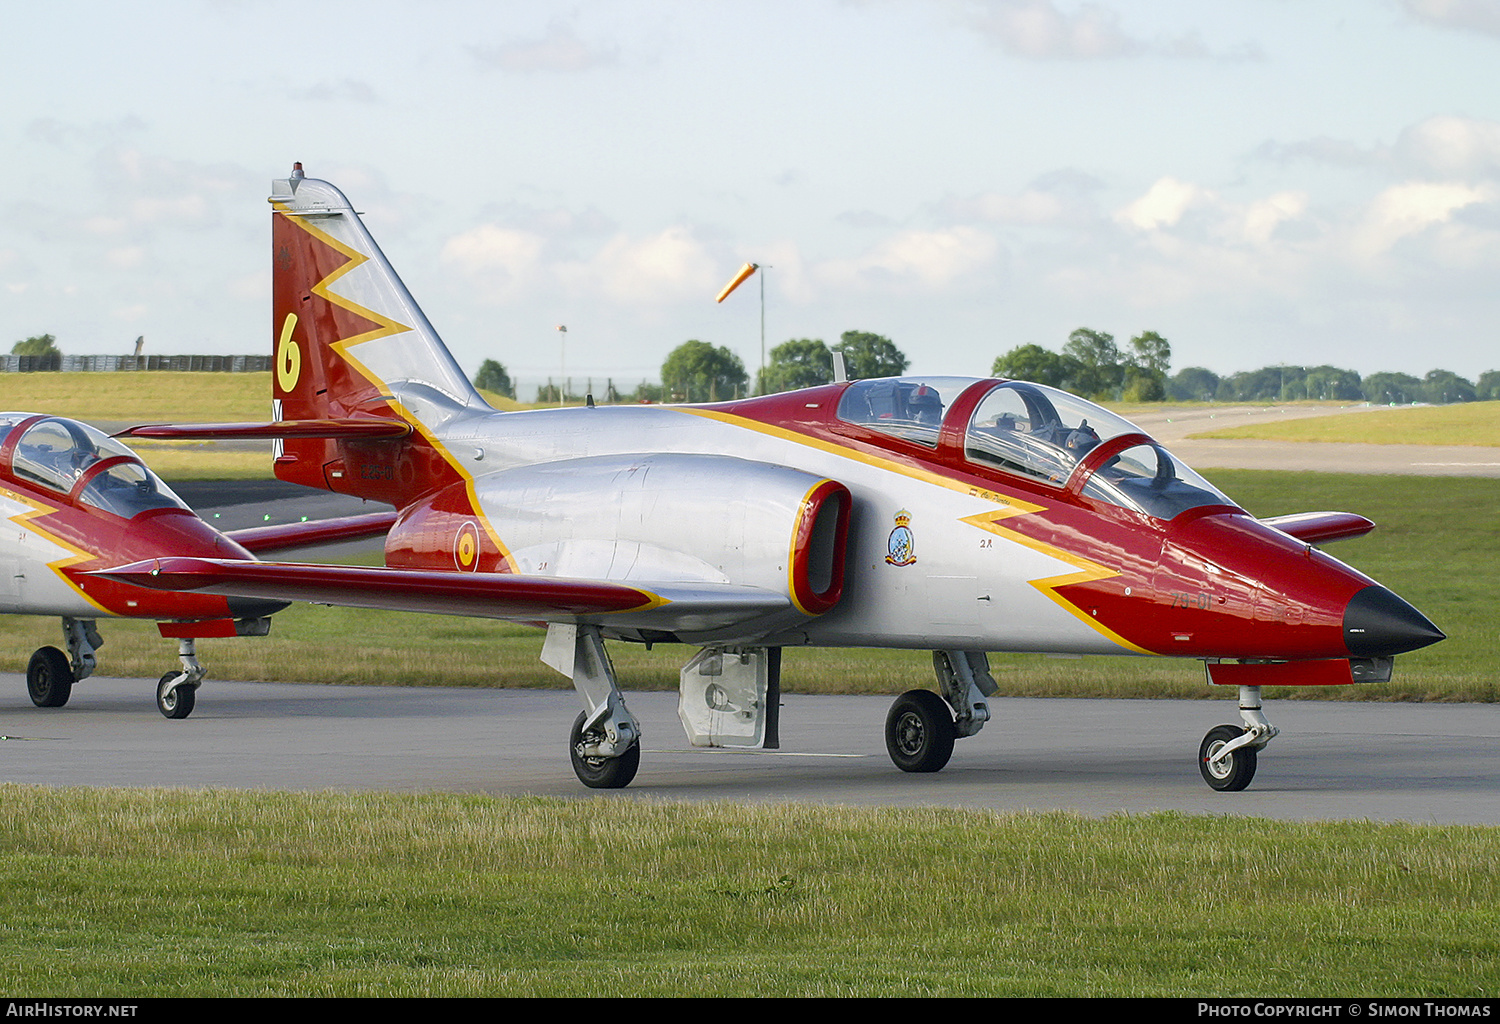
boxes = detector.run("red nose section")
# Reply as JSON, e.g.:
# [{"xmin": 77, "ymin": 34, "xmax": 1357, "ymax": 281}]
[{"xmin": 1147, "ymin": 513, "xmax": 1442, "ymax": 662}]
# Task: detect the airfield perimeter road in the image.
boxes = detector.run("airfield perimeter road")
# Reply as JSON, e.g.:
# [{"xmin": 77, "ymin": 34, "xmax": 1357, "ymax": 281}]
[
  {"xmin": 3, "ymin": 677, "xmax": 1497, "ymax": 825},
  {"xmin": 12, "ymin": 407, "xmax": 1486, "ymax": 824}
]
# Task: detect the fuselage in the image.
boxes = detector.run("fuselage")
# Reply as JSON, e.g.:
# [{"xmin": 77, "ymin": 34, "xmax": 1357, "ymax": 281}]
[{"xmin": 304, "ymin": 377, "xmax": 1431, "ymax": 662}]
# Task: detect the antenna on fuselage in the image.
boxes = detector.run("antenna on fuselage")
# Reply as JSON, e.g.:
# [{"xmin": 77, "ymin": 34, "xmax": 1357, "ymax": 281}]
[{"xmin": 831, "ymin": 350, "xmax": 848, "ymax": 383}]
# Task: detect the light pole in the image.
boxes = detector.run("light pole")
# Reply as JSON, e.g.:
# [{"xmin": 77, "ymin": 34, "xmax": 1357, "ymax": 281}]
[{"xmin": 555, "ymin": 324, "xmax": 566, "ymax": 406}]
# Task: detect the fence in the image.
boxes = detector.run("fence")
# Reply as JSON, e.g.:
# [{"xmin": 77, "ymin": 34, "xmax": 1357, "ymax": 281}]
[{"xmin": 0, "ymin": 355, "xmax": 272, "ymax": 373}]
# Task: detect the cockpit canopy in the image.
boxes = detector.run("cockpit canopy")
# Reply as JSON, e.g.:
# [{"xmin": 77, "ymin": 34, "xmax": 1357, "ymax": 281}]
[
  {"xmin": 1, "ymin": 414, "xmax": 189, "ymax": 519},
  {"xmin": 836, "ymin": 377, "xmax": 1233, "ymax": 520}
]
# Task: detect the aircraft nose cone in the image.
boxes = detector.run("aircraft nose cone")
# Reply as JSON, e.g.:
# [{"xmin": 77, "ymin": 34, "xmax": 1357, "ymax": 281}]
[{"xmin": 1344, "ymin": 585, "xmax": 1445, "ymax": 657}]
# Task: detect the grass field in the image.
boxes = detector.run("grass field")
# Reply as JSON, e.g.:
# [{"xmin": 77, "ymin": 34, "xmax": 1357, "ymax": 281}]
[
  {"xmin": 1189, "ymin": 401, "xmax": 1500, "ymax": 446},
  {"xmin": 1, "ymin": 786, "xmax": 1496, "ymax": 997}
]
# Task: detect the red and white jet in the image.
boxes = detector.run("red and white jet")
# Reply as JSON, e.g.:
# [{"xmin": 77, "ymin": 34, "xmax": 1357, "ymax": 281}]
[
  {"xmin": 103, "ymin": 166, "xmax": 1444, "ymax": 789},
  {"xmin": 0, "ymin": 411, "xmax": 396, "ymax": 716}
]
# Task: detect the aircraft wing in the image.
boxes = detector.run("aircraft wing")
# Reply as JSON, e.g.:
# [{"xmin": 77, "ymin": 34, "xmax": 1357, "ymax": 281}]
[
  {"xmin": 93, "ymin": 557, "xmax": 792, "ymax": 634},
  {"xmin": 1260, "ymin": 511, "xmax": 1376, "ymax": 544},
  {"xmin": 115, "ymin": 419, "xmax": 411, "ymax": 440},
  {"xmin": 225, "ymin": 511, "xmax": 400, "ymax": 554}
]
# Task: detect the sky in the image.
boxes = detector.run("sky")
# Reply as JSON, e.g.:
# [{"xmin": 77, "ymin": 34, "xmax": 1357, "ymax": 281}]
[{"xmin": 4, "ymin": 0, "xmax": 1500, "ymax": 397}]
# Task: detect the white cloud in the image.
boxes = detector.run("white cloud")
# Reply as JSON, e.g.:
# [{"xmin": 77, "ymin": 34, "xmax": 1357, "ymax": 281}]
[
  {"xmin": 1394, "ymin": 115, "xmax": 1500, "ymax": 180},
  {"xmin": 441, "ymin": 224, "xmax": 546, "ymax": 292},
  {"xmin": 571, "ymin": 227, "xmax": 719, "ymax": 304},
  {"xmin": 1353, "ymin": 181, "xmax": 1496, "ymax": 258},
  {"xmin": 1400, "ymin": 0, "xmax": 1500, "ymax": 37},
  {"xmin": 471, "ymin": 25, "xmax": 618, "ymax": 73},
  {"xmin": 105, "ymin": 246, "xmax": 145, "ymax": 270},
  {"xmin": 818, "ymin": 226, "xmax": 998, "ymax": 290},
  {"xmin": 967, "ymin": 0, "xmax": 1144, "ymax": 59},
  {"xmin": 1114, "ymin": 177, "xmax": 1214, "ymax": 232}
]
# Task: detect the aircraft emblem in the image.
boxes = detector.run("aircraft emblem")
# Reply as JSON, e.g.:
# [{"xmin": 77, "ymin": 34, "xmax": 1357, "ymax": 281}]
[{"xmin": 885, "ymin": 510, "xmax": 916, "ymax": 566}]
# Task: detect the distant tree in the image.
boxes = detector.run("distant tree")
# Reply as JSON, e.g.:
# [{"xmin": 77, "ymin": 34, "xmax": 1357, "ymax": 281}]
[
  {"xmin": 630, "ymin": 380, "xmax": 665, "ymax": 403},
  {"xmin": 833, "ymin": 330, "xmax": 908, "ymax": 380},
  {"xmin": 1476, "ymin": 370, "xmax": 1500, "ymax": 401},
  {"xmin": 11, "ymin": 334, "xmax": 60, "ymax": 357},
  {"xmin": 1122, "ymin": 331, "xmax": 1171, "ymax": 401},
  {"xmin": 1421, "ymin": 369, "xmax": 1476, "ymax": 404},
  {"xmin": 759, "ymin": 338, "xmax": 832, "ymax": 395},
  {"xmin": 1362, "ymin": 371, "xmax": 1422, "ymax": 405},
  {"xmin": 661, "ymin": 340, "xmax": 748, "ymax": 402},
  {"xmin": 1062, "ymin": 327, "xmax": 1123, "ymax": 399},
  {"xmin": 1303, "ymin": 365, "xmax": 1363, "ymax": 401},
  {"xmin": 474, "ymin": 359, "xmax": 512, "ymax": 397},
  {"xmin": 991, "ymin": 344, "xmax": 1083, "ymax": 389},
  {"xmin": 10, "ymin": 333, "xmax": 61, "ymax": 371},
  {"xmin": 1168, "ymin": 366, "xmax": 1220, "ymax": 402}
]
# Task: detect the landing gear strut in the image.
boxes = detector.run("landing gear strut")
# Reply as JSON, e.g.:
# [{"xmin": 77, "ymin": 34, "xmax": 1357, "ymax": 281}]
[
  {"xmin": 26, "ymin": 618, "xmax": 103, "ymax": 708},
  {"xmin": 884, "ymin": 651, "xmax": 998, "ymax": 774},
  {"xmin": 1199, "ymin": 685, "xmax": 1278, "ymax": 792},
  {"xmin": 155, "ymin": 638, "xmax": 205, "ymax": 720},
  {"xmin": 543, "ymin": 624, "xmax": 641, "ymax": 789}
]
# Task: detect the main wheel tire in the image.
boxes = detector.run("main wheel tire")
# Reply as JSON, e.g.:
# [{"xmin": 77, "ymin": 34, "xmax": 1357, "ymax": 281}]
[
  {"xmin": 885, "ymin": 689, "xmax": 956, "ymax": 773},
  {"xmin": 156, "ymin": 673, "xmax": 197, "ymax": 720},
  {"xmin": 569, "ymin": 711, "xmax": 640, "ymax": 789},
  {"xmin": 27, "ymin": 647, "xmax": 73, "ymax": 708},
  {"xmin": 1199, "ymin": 724, "xmax": 1257, "ymax": 791}
]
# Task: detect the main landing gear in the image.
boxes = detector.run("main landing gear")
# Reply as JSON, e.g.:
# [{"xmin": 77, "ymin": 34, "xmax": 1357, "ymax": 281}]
[
  {"xmin": 25, "ymin": 618, "xmax": 102, "ymax": 709},
  {"xmin": 24, "ymin": 618, "xmax": 206, "ymax": 719},
  {"xmin": 884, "ymin": 651, "xmax": 997, "ymax": 774},
  {"xmin": 1198, "ymin": 685, "xmax": 1278, "ymax": 792},
  {"xmin": 544, "ymin": 623, "xmax": 641, "ymax": 789}
]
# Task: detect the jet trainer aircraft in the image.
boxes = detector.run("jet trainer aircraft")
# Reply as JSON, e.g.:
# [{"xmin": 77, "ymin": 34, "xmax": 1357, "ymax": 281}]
[
  {"xmin": 0, "ymin": 411, "xmax": 396, "ymax": 717},
  {"xmin": 103, "ymin": 166, "xmax": 1444, "ymax": 790}
]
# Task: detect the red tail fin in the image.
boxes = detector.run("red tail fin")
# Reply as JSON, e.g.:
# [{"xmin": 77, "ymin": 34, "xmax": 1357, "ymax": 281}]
[{"xmin": 269, "ymin": 167, "xmax": 488, "ymax": 504}]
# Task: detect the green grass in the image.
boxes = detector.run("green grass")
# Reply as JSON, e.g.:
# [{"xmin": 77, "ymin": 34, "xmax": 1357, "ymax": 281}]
[
  {"xmin": 0, "ymin": 786, "xmax": 1496, "ymax": 997},
  {"xmin": 0, "ymin": 372, "xmax": 272, "ymax": 423},
  {"xmin": 1189, "ymin": 402, "xmax": 1500, "ymax": 446}
]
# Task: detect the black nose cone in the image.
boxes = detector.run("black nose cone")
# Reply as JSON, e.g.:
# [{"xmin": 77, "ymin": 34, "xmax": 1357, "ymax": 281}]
[{"xmin": 1344, "ymin": 586, "xmax": 1445, "ymax": 657}]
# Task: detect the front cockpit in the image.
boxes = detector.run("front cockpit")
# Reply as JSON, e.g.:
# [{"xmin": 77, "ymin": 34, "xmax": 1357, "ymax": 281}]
[
  {"xmin": 835, "ymin": 377, "xmax": 1234, "ymax": 520},
  {"xmin": 0, "ymin": 414, "xmax": 190, "ymax": 519}
]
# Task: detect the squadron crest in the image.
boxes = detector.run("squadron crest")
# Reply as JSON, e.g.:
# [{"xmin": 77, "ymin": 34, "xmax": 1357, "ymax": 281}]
[{"xmin": 885, "ymin": 509, "xmax": 916, "ymax": 566}]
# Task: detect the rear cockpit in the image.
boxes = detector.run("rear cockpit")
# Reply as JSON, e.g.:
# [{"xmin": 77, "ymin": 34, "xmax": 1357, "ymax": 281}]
[
  {"xmin": 834, "ymin": 377, "xmax": 1234, "ymax": 520},
  {"xmin": 0, "ymin": 414, "xmax": 189, "ymax": 519}
]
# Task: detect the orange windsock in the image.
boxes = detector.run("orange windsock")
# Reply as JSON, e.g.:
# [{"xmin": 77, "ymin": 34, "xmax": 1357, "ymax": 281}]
[{"xmin": 715, "ymin": 262, "xmax": 759, "ymax": 303}]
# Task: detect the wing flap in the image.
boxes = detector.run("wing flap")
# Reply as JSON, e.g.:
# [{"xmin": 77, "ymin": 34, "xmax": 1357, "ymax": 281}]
[{"xmin": 92, "ymin": 557, "xmax": 790, "ymax": 632}]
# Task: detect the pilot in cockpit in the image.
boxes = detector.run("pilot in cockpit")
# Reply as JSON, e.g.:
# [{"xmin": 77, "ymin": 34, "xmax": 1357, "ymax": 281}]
[{"xmin": 908, "ymin": 385, "xmax": 942, "ymax": 426}]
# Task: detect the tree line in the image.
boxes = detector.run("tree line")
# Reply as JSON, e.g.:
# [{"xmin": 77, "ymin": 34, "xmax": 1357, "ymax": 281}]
[{"xmin": 992, "ymin": 329, "xmax": 1499, "ymax": 405}]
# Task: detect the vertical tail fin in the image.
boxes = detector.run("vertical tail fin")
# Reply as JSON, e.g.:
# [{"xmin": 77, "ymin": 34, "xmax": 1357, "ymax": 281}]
[{"xmin": 270, "ymin": 165, "xmax": 488, "ymax": 501}]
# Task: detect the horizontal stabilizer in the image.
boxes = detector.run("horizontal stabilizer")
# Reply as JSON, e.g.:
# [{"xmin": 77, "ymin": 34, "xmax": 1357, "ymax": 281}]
[
  {"xmin": 226, "ymin": 511, "xmax": 400, "ymax": 554},
  {"xmin": 116, "ymin": 420, "xmax": 411, "ymax": 441},
  {"xmin": 1260, "ymin": 511, "xmax": 1376, "ymax": 544},
  {"xmin": 91, "ymin": 557, "xmax": 792, "ymax": 634}
]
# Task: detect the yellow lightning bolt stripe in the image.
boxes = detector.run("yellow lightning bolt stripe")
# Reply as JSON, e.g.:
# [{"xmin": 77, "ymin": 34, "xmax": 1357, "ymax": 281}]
[
  {"xmin": 272, "ymin": 203, "xmax": 519, "ymax": 571},
  {"xmin": 958, "ymin": 509, "xmax": 1152, "ymax": 654},
  {"xmin": 678, "ymin": 406, "xmax": 1151, "ymax": 653},
  {"xmin": 0, "ymin": 486, "xmax": 110, "ymax": 613}
]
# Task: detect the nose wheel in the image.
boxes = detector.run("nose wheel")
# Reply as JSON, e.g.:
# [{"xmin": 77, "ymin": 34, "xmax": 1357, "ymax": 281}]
[
  {"xmin": 1199, "ymin": 725, "xmax": 1257, "ymax": 791},
  {"xmin": 1198, "ymin": 685, "xmax": 1277, "ymax": 792}
]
